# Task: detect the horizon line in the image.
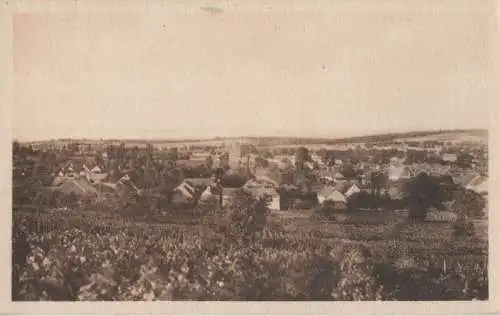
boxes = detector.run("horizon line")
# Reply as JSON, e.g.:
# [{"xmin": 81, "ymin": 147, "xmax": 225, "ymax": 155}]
[{"xmin": 14, "ymin": 128, "xmax": 488, "ymax": 144}]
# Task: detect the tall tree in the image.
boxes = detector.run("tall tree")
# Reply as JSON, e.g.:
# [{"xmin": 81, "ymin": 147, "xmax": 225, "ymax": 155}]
[
  {"xmin": 255, "ymin": 156, "xmax": 269, "ymax": 168},
  {"xmin": 405, "ymin": 172, "xmax": 444, "ymax": 221},
  {"xmin": 452, "ymin": 187, "xmax": 486, "ymax": 218},
  {"xmin": 295, "ymin": 147, "xmax": 311, "ymax": 173},
  {"xmin": 205, "ymin": 155, "xmax": 214, "ymax": 170},
  {"xmin": 222, "ymin": 190, "xmax": 270, "ymax": 244},
  {"xmin": 167, "ymin": 147, "xmax": 179, "ymax": 161},
  {"xmin": 370, "ymin": 171, "xmax": 386, "ymax": 197},
  {"xmin": 340, "ymin": 164, "xmax": 359, "ymax": 179},
  {"xmin": 219, "ymin": 152, "xmax": 230, "ymax": 170},
  {"xmin": 12, "ymin": 141, "xmax": 20, "ymax": 157},
  {"xmin": 456, "ymin": 153, "xmax": 474, "ymax": 169}
]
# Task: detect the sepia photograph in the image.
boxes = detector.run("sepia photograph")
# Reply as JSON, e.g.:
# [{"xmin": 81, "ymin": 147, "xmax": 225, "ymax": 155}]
[{"xmin": 5, "ymin": 0, "xmax": 496, "ymax": 308}]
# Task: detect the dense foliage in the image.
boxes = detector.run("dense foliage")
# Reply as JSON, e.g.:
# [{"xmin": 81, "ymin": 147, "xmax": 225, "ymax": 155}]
[{"xmin": 13, "ymin": 212, "xmax": 487, "ymax": 301}]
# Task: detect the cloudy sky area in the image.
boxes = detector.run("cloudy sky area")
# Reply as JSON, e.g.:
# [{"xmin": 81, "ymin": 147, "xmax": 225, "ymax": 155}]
[{"xmin": 13, "ymin": 1, "xmax": 494, "ymax": 141}]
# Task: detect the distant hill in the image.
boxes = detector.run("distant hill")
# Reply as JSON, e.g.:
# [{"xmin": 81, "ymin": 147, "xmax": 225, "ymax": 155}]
[
  {"xmin": 242, "ymin": 129, "xmax": 488, "ymax": 147},
  {"xmin": 18, "ymin": 129, "xmax": 487, "ymax": 148},
  {"xmin": 323, "ymin": 129, "xmax": 488, "ymax": 145}
]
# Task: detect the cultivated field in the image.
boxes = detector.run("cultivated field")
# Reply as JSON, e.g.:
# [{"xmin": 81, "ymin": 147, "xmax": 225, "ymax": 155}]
[{"xmin": 13, "ymin": 207, "xmax": 488, "ymax": 301}]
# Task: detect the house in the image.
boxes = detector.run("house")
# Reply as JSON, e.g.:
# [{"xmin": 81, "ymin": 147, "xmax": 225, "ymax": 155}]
[
  {"xmin": 198, "ymin": 184, "xmax": 225, "ymax": 203},
  {"xmin": 333, "ymin": 172, "xmax": 346, "ymax": 182},
  {"xmin": 317, "ymin": 170, "xmax": 335, "ymax": 183},
  {"xmin": 466, "ymin": 176, "xmax": 488, "ymax": 195},
  {"xmin": 200, "ymin": 186, "xmax": 215, "ymax": 201},
  {"xmin": 387, "ymin": 166, "xmax": 414, "ymax": 181},
  {"xmin": 82, "ymin": 164, "xmax": 91, "ymax": 173},
  {"xmin": 244, "ymin": 176, "xmax": 277, "ymax": 189},
  {"xmin": 244, "ymin": 187, "xmax": 280, "ymax": 211},
  {"xmin": 442, "ymin": 153, "xmax": 458, "ymax": 163},
  {"xmin": 172, "ymin": 181, "xmax": 196, "ymax": 204},
  {"xmin": 175, "ymin": 178, "xmax": 217, "ymax": 202},
  {"xmin": 452, "ymin": 173, "xmax": 477, "ymax": 187},
  {"xmin": 344, "ymin": 183, "xmax": 361, "ymax": 198},
  {"xmin": 304, "ymin": 161, "xmax": 315, "ymax": 170},
  {"xmin": 90, "ymin": 165, "xmax": 102, "ymax": 173},
  {"xmin": 333, "ymin": 181, "xmax": 351, "ymax": 194},
  {"xmin": 425, "ymin": 210, "xmax": 458, "ymax": 222},
  {"xmin": 317, "ymin": 186, "xmax": 347, "ymax": 205},
  {"xmin": 390, "ymin": 156, "xmax": 404, "ymax": 166}
]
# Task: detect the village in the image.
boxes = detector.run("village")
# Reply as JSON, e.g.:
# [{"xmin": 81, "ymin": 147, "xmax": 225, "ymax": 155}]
[
  {"xmin": 12, "ymin": 135, "xmax": 488, "ymax": 221},
  {"xmin": 9, "ymin": 0, "xmax": 494, "ymax": 303}
]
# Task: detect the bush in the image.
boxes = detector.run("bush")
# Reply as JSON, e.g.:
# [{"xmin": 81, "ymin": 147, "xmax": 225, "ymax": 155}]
[
  {"xmin": 347, "ymin": 192, "xmax": 383, "ymax": 211},
  {"xmin": 312, "ymin": 201, "xmax": 345, "ymax": 220},
  {"xmin": 294, "ymin": 199, "xmax": 315, "ymax": 210},
  {"xmin": 453, "ymin": 221, "xmax": 475, "ymax": 238}
]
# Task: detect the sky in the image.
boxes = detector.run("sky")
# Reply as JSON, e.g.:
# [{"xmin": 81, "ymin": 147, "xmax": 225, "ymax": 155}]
[{"xmin": 12, "ymin": 1, "xmax": 495, "ymax": 141}]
